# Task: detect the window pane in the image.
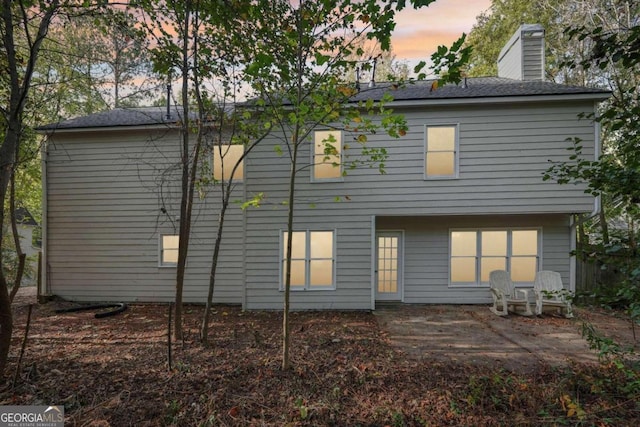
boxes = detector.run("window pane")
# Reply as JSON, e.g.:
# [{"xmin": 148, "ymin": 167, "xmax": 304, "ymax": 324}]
[
  {"xmin": 451, "ymin": 231, "xmax": 476, "ymax": 256},
  {"xmin": 451, "ymin": 257, "xmax": 476, "ymax": 282},
  {"xmin": 511, "ymin": 257, "xmax": 537, "ymax": 282},
  {"xmin": 481, "ymin": 231, "xmax": 507, "ymax": 256},
  {"xmin": 213, "ymin": 145, "xmax": 244, "ymax": 181},
  {"xmin": 314, "ymin": 131, "xmax": 341, "ymax": 179},
  {"xmin": 163, "ymin": 235, "xmax": 179, "ymax": 250},
  {"xmin": 162, "ymin": 235, "xmax": 179, "ymax": 265},
  {"xmin": 315, "ymin": 163, "xmax": 340, "ymax": 179},
  {"xmin": 427, "ymin": 127, "xmax": 455, "ymax": 151},
  {"xmin": 310, "ymin": 231, "xmax": 333, "ymax": 258},
  {"xmin": 283, "ymin": 260, "xmax": 306, "ymax": 287},
  {"xmin": 283, "ymin": 231, "xmax": 306, "ymax": 259},
  {"xmin": 315, "ymin": 131, "xmax": 341, "ymax": 155},
  {"xmin": 512, "ymin": 230, "xmax": 538, "ymax": 256},
  {"xmin": 481, "ymin": 257, "xmax": 507, "ymax": 282},
  {"xmin": 310, "ymin": 260, "xmax": 333, "ymax": 286},
  {"xmin": 426, "ymin": 152, "xmax": 454, "ymax": 176},
  {"xmin": 163, "ymin": 249, "xmax": 178, "ymax": 264}
]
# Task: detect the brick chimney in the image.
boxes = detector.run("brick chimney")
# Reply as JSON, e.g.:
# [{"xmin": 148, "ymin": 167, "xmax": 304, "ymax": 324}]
[{"xmin": 497, "ymin": 24, "xmax": 545, "ymax": 81}]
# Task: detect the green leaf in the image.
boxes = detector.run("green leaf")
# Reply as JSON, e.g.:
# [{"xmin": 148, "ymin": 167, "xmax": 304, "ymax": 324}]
[{"xmin": 314, "ymin": 52, "xmax": 330, "ymax": 66}]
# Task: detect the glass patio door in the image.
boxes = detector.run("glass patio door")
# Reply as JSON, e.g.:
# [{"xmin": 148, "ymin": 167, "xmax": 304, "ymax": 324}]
[{"xmin": 376, "ymin": 232, "xmax": 402, "ymax": 301}]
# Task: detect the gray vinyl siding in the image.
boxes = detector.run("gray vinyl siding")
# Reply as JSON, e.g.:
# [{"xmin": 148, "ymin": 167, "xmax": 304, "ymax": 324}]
[
  {"xmin": 376, "ymin": 215, "xmax": 571, "ymax": 305},
  {"xmin": 45, "ymin": 129, "xmax": 244, "ymax": 303},
  {"xmin": 45, "ymin": 96, "xmax": 595, "ymax": 308},
  {"xmin": 242, "ymin": 99, "xmax": 592, "ymax": 309},
  {"xmin": 243, "ymin": 207, "xmax": 373, "ymax": 310},
  {"xmin": 247, "ymin": 100, "xmax": 596, "ymax": 217},
  {"xmin": 243, "ymin": 121, "xmax": 376, "ymax": 310}
]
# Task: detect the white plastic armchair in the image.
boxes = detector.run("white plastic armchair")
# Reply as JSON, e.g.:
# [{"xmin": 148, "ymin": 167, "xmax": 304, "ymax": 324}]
[
  {"xmin": 533, "ymin": 270, "xmax": 574, "ymax": 318},
  {"xmin": 489, "ymin": 270, "xmax": 533, "ymax": 316}
]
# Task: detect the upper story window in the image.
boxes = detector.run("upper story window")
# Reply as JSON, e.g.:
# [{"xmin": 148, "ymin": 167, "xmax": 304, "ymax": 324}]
[
  {"xmin": 450, "ymin": 228, "xmax": 540, "ymax": 286},
  {"xmin": 281, "ymin": 230, "xmax": 336, "ymax": 290},
  {"xmin": 425, "ymin": 124, "xmax": 458, "ymax": 179},
  {"xmin": 313, "ymin": 130, "xmax": 342, "ymax": 181},
  {"xmin": 160, "ymin": 234, "xmax": 179, "ymax": 267},
  {"xmin": 213, "ymin": 144, "xmax": 244, "ymax": 181}
]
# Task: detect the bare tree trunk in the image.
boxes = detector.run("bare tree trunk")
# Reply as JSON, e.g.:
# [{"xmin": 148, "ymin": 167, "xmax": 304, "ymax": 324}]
[
  {"xmin": 201, "ymin": 134, "xmax": 267, "ymax": 343},
  {"xmin": 599, "ymin": 202, "xmax": 609, "ymax": 246},
  {"xmin": 576, "ymin": 214, "xmax": 586, "ymax": 290},
  {"xmin": 174, "ymin": 3, "xmax": 192, "ymax": 341},
  {"xmin": 174, "ymin": 2, "xmax": 205, "ymax": 341},
  {"xmin": 282, "ymin": 142, "xmax": 298, "ymax": 371},
  {"xmin": 201, "ymin": 208, "xmax": 226, "ymax": 344},
  {"xmin": 9, "ymin": 170, "xmax": 26, "ymax": 303},
  {"xmin": 0, "ymin": 123, "xmax": 17, "ymax": 378},
  {"xmin": 0, "ymin": 273, "xmax": 12, "ymax": 379},
  {"xmin": 282, "ymin": 2, "xmax": 305, "ymax": 371},
  {"xmin": 0, "ymin": 0, "xmax": 60, "ymax": 378},
  {"xmin": 0, "ymin": 124, "xmax": 21, "ymax": 378}
]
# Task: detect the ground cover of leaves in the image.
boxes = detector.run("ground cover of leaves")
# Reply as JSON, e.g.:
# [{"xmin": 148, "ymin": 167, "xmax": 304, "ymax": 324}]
[{"xmin": 2, "ymin": 300, "xmax": 639, "ymax": 426}]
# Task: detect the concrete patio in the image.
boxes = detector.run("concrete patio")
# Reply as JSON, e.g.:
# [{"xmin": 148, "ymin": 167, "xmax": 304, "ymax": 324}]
[{"xmin": 374, "ymin": 304, "xmax": 637, "ymax": 372}]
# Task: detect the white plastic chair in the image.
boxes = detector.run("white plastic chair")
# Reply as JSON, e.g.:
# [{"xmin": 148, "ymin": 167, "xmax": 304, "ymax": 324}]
[
  {"xmin": 489, "ymin": 270, "xmax": 533, "ymax": 316},
  {"xmin": 533, "ymin": 270, "xmax": 574, "ymax": 318}
]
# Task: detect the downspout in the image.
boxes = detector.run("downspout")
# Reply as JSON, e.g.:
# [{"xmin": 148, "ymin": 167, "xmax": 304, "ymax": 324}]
[
  {"xmin": 589, "ymin": 102, "xmax": 602, "ymax": 220},
  {"xmin": 241, "ymin": 151, "xmax": 247, "ymax": 310},
  {"xmin": 569, "ymin": 102, "xmax": 602, "ymax": 291},
  {"xmin": 370, "ymin": 215, "xmax": 376, "ymax": 310},
  {"xmin": 40, "ymin": 136, "xmax": 49, "ymax": 299}
]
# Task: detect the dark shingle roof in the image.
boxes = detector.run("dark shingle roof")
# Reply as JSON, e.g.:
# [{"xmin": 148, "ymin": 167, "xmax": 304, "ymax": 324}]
[
  {"xmin": 39, "ymin": 78, "xmax": 610, "ymax": 131},
  {"xmin": 37, "ymin": 106, "xmax": 179, "ymax": 131},
  {"xmin": 351, "ymin": 77, "xmax": 610, "ymax": 102},
  {"xmin": 15, "ymin": 207, "xmax": 38, "ymax": 226}
]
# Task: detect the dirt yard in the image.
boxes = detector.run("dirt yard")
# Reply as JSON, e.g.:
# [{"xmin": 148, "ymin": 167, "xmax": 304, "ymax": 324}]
[{"xmin": 2, "ymin": 288, "xmax": 639, "ymax": 426}]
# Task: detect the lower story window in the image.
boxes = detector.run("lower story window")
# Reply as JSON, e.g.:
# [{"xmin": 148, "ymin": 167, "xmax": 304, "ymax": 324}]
[
  {"xmin": 160, "ymin": 235, "xmax": 179, "ymax": 267},
  {"xmin": 450, "ymin": 228, "xmax": 539, "ymax": 286},
  {"xmin": 281, "ymin": 230, "xmax": 335, "ymax": 289}
]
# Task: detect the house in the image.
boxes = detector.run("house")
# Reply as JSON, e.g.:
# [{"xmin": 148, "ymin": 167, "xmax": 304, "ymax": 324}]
[
  {"xmin": 15, "ymin": 207, "xmax": 39, "ymax": 251},
  {"xmin": 38, "ymin": 25, "xmax": 610, "ymax": 309}
]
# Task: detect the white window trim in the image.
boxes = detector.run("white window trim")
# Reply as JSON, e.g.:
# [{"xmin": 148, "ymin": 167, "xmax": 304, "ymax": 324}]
[
  {"xmin": 279, "ymin": 229, "xmax": 337, "ymax": 291},
  {"xmin": 311, "ymin": 130, "xmax": 344, "ymax": 183},
  {"xmin": 424, "ymin": 123, "xmax": 459, "ymax": 180},
  {"xmin": 448, "ymin": 227, "xmax": 542, "ymax": 288},
  {"xmin": 159, "ymin": 234, "xmax": 179, "ymax": 268}
]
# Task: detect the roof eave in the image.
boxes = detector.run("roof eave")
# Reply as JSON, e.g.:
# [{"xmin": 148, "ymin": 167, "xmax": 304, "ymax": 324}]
[
  {"xmin": 36, "ymin": 123, "xmax": 182, "ymax": 134},
  {"xmin": 378, "ymin": 92, "xmax": 611, "ymax": 108}
]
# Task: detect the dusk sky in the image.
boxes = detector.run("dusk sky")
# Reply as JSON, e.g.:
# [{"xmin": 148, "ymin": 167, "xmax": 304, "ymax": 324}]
[{"xmin": 391, "ymin": 0, "xmax": 492, "ymax": 63}]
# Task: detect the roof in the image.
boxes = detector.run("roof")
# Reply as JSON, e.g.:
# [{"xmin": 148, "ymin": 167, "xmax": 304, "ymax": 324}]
[
  {"xmin": 37, "ymin": 106, "xmax": 187, "ymax": 131},
  {"xmin": 38, "ymin": 78, "xmax": 610, "ymax": 131},
  {"xmin": 351, "ymin": 77, "xmax": 610, "ymax": 102},
  {"xmin": 15, "ymin": 207, "xmax": 38, "ymax": 226}
]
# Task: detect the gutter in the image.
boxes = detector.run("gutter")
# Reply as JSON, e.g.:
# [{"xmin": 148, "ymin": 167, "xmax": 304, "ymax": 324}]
[
  {"xmin": 37, "ymin": 123, "xmax": 181, "ymax": 135},
  {"xmin": 382, "ymin": 93, "xmax": 611, "ymax": 109}
]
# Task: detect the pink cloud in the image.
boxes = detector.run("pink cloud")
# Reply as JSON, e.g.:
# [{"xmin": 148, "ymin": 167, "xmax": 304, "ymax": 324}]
[{"xmin": 392, "ymin": 0, "xmax": 491, "ymax": 60}]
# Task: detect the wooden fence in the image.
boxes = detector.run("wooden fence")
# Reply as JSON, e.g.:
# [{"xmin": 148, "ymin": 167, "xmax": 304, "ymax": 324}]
[{"xmin": 575, "ymin": 257, "xmax": 623, "ymax": 294}]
